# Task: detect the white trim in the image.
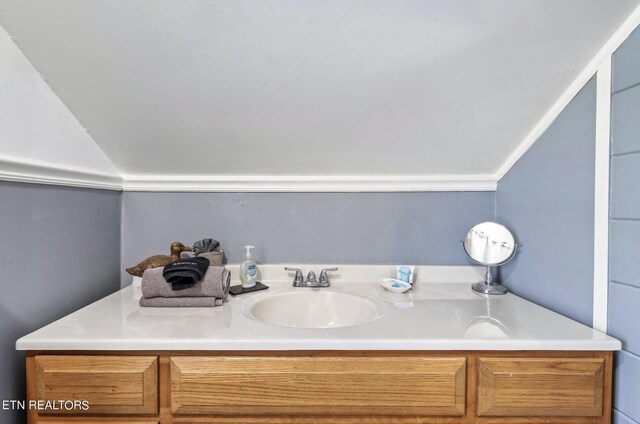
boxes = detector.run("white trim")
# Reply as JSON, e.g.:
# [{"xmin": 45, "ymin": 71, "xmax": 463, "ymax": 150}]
[
  {"xmin": 0, "ymin": 156, "xmax": 497, "ymax": 192},
  {"xmin": 495, "ymin": 4, "xmax": 640, "ymax": 181},
  {"xmin": 593, "ymin": 57, "xmax": 612, "ymax": 333},
  {"xmin": 0, "ymin": 155, "xmax": 122, "ymax": 191},
  {"xmin": 120, "ymin": 174, "xmax": 497, "ymax": 192}
]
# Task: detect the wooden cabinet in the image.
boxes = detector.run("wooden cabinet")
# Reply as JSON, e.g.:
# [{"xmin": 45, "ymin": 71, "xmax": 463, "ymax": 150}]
[
  {"xmin": 34, "ymin": 355, "xmax": 158, "ymax": 415},
  {"xmin": 477, "ymin": 357, "xmax": 605, "ymax": 417},
  {"xmin": 171, "ymin": 356, "xmax": 466, "ymax": 416},
  {"xmin": 25, "ymin": 351, "xmax": 613, "ymax": 424}
]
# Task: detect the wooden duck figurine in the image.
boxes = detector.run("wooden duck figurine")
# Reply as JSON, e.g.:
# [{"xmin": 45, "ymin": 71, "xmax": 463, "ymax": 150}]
[{"xmin": 126, "ymin": 241, "xmax": 192, "ymax": 277}]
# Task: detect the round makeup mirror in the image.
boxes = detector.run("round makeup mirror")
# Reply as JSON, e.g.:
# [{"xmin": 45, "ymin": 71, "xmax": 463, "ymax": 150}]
[{"xmin": 463, "ymin": 221, "xmax": 518, "ymax": 295}]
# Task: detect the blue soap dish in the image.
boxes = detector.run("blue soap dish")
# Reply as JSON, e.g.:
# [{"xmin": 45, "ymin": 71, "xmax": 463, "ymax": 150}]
[{"xmin": 379, "ymin": 278, "xmax": 412, "ymax": 293}]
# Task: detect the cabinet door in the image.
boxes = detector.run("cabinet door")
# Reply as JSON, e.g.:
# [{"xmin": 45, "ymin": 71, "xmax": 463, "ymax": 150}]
[
  {"xmin": 171, "ymin": 356, "xmax": 466, "ymax": 417},
  {"xmin": 477, "ymin": 357, "xmax": 604, "ymax": 417},
  {"xmin": 35, "ymin": 355, "xmax": 158, "ymax": 415}
]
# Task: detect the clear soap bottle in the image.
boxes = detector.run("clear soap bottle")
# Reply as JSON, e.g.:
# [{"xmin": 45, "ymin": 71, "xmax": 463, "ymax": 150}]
[{"xmin": 239, "ymin": 245, "xmax": 257, "ymax": 288}]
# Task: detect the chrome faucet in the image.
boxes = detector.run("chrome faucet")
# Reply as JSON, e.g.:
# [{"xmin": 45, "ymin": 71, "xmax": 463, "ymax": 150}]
[{"xmin": 285, "ymin": 267, "xmax": 338, "ymax": 287}]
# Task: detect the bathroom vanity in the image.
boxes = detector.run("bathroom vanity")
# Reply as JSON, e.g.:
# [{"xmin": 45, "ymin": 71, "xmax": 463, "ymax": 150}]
[{"xmin": 17, "ymin": 266, "xmax": 621, "ymax": 424}]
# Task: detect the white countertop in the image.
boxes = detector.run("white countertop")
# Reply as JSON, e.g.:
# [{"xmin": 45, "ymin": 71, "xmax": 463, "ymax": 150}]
[{"xmin": 16, "ymin": 265, "xmax": 621, "ymax": 351}]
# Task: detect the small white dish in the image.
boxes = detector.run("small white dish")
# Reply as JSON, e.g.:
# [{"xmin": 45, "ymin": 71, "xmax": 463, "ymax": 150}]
[{"xmin": 379, "ymin": 278, "xmax": 412, "ymax": 293}]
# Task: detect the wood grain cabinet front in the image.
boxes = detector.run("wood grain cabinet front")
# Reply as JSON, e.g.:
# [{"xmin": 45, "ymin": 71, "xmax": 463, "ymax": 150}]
[
  {"xmin": 170, "ymin": 356, "xmax": 467, "ymax": 417},
  {"xmin": 26, "ymin": 351, "xmax": 613, "ymax": 423},
  {"xmin": 34, "ymin": 355, "xmax": 158, "ymax": 415},
  {"xmin": 477, "ymin": 357, "xmax": 605, "ymax": 417}
]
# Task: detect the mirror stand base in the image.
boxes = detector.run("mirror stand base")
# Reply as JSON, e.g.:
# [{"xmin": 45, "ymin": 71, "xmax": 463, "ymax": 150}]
[{"xmin": 472, "ymin": 281, "xmax": 508, "ymax": 295}]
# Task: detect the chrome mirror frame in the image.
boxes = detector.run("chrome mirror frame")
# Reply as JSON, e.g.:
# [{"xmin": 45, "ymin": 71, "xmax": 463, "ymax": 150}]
[{"xmin": 463, "ymin": 221, "xmax": 518, "ymax": 295}]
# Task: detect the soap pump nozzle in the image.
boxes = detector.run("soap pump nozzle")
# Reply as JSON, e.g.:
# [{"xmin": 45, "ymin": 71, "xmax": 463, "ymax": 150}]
[{"xmin": 243, "ymin": 245, "xmax": 255, "ymax": 259}]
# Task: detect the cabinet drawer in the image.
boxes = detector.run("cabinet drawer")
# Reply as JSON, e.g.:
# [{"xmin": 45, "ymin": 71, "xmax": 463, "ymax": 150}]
[
  {"xmin": 35, "ymin": 355, "xmax": 158, "ymax": 415},
  {"xmin": 477, "ymin": 357, "xmax": 604, "ymax": 417},
  {"xmin": 171, "ymin": 356, "xmax": 466, "ymax": 416}
]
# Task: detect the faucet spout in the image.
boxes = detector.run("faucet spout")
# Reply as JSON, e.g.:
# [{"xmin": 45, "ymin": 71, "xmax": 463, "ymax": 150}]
[{"xmin": 306, "ymin": 271, "xmax": 317, "ymax": 285}]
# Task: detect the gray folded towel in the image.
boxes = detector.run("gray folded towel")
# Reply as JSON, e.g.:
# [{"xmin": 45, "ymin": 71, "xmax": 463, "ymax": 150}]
[
  {"xmin": 141, "ymin": 266, "xmax": 230, "ymax": 300},
  {"xmin": 139, "ymin": 296, "xmax": 225, "ymax": 307}
]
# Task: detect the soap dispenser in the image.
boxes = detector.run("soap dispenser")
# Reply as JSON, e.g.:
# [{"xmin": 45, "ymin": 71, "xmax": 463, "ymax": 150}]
[{"xmin": 239, "ymin": 245, "xmax": 257, "ymax": 288}]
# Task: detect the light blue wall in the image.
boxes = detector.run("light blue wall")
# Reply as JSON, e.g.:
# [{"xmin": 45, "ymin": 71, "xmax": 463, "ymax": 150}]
[
  {"xmin": 496, "ymin": 77, "xmax": 596, "ymax": 326},
  {"xmin": 609, "ymin": 23, "xmax": 640, "ymax": 424},
  {"xmin": 120, "ymin": 191, "xmax": 495, "ymax": 286},
  {"xmin": 0, "ymin": 181, "xmax": 121, "ymax": 424}
]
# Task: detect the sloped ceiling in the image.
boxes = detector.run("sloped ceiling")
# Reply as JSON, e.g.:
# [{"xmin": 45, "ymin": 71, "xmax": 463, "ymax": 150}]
[
  {"xmin": 0, "ymin": 1, "xmax": 639, "ymax": 188},
  {"xmin": 0, "ymin": 25, "xmax": 120, "ymax": 188}
]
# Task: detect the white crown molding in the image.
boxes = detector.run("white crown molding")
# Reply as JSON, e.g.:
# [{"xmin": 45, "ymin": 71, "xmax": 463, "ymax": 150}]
[
  {"xmin": 0, "ymin": 158, "xmax": 498, "ymax": 192},
  {"xmin": 0, "ymin": 155, "xmax": 122, "ymax": 191},
  {"xmin": 495, "ymin": 3, "xmax": 640, "ymax": 181},
  {"xmin": 121, "ymin": 174, "xmax": 497, "ymax": 192}
]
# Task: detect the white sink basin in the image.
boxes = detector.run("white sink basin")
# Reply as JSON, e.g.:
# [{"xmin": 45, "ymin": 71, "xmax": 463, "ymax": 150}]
[{"xmin": 245, "ymin": 290, "xmax": 386, "ymax": 329}]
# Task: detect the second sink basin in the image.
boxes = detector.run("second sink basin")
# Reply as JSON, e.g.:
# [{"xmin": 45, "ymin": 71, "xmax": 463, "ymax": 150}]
[{"xmin": 246, "ymin": 290, "xmax": 386, "ymax": 329}]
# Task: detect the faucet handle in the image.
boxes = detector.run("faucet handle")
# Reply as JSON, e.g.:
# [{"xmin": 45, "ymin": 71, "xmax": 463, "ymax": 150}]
[
  {"xmin": 319, "ymin": 267, "xmax": 338, "ymax": 286},
  {"xmin": 285, "ymin": 267, "xmax": 304, "ymax": 286}
]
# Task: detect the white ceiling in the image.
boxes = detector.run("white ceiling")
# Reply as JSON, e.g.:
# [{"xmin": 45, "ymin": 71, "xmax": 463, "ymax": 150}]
[{"xmin": 0, "ymin": 0, "xmax": 638, "ymax": 183}]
